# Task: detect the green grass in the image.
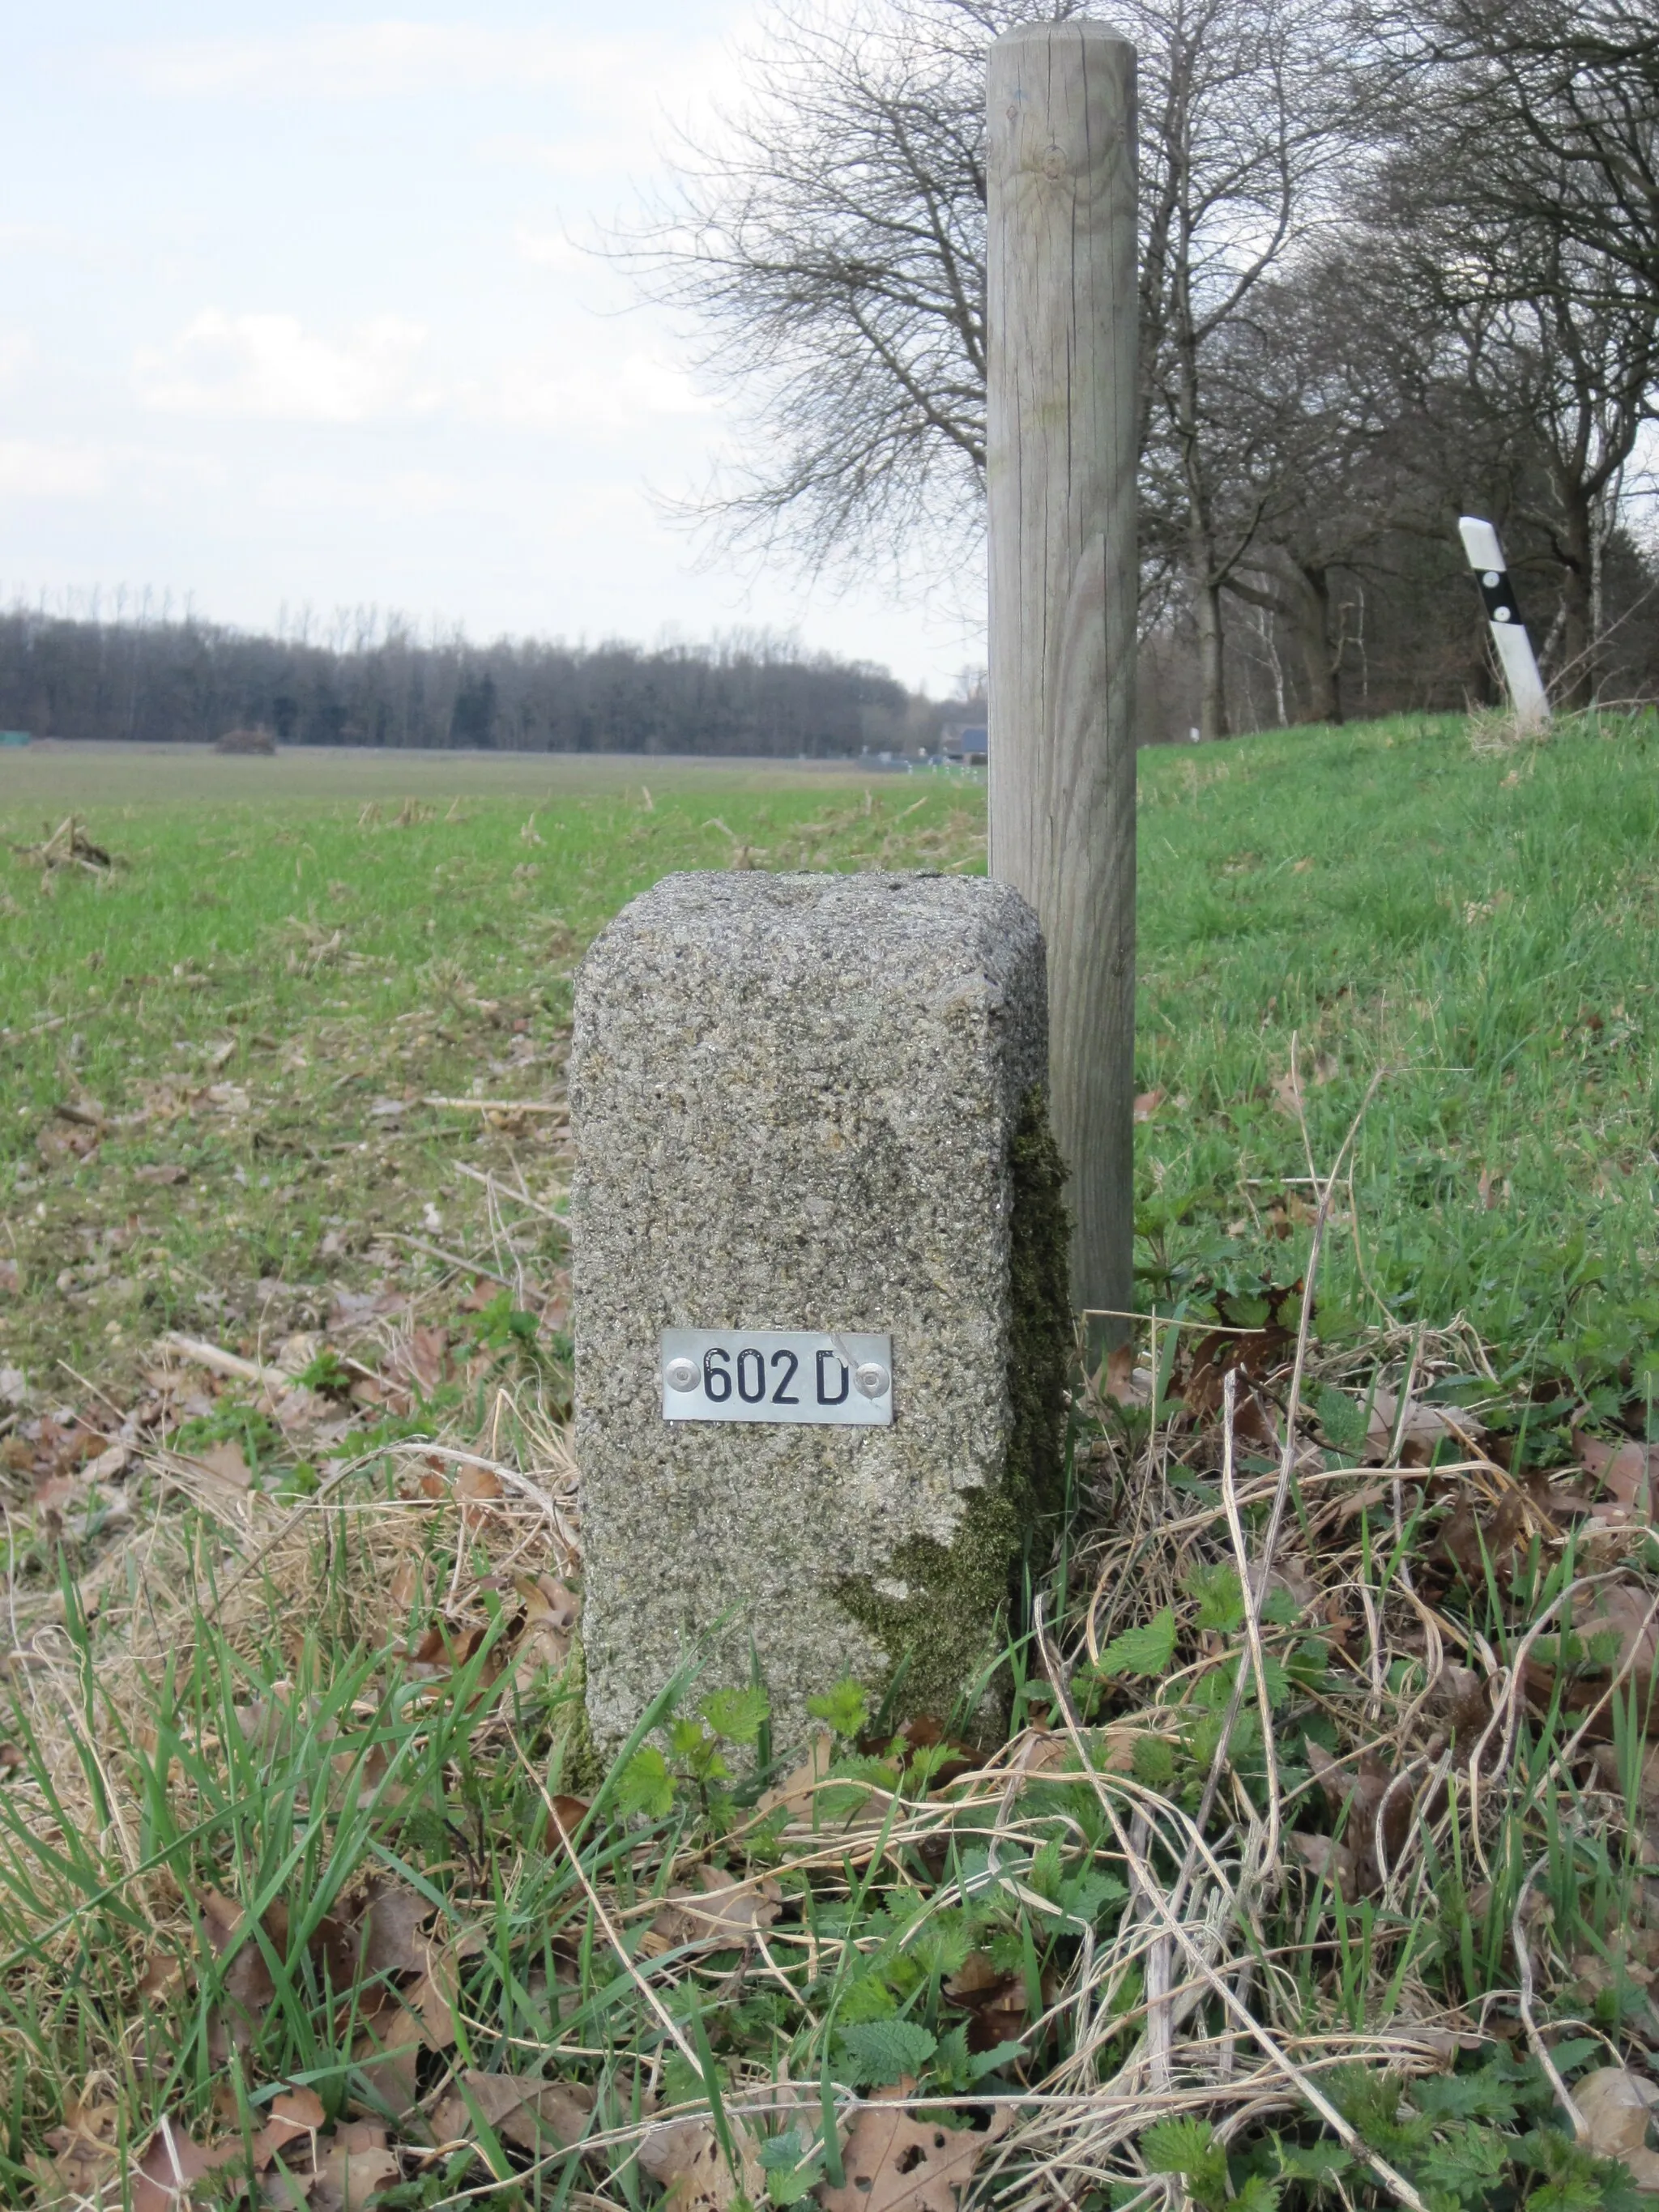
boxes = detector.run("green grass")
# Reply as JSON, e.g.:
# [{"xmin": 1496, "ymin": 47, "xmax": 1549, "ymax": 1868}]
[
  {"xmin": 0, "ymin": 758, "xmax": 984, "ymax": 1392},
  {"xmin": 1132, "ymin": 710, "xmax": 1659, "ymax": 1411},
  {"xmin": 9, "ymin": 714, "xmax": 1659, "ymax": 1410},
  {"xmin": 6, "ymin": 718, "xmax": 1659, "ymax": 2209}
]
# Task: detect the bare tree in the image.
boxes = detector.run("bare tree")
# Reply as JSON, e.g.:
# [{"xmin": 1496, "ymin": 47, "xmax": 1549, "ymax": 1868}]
[
  {"xmin": 624, "ymin": 0, "xmax": 1341, "ymax": 737},
  {"xmin": 1344, "ymin": 13, "xmax": 1659, "ymax": 705},
  {"xmin": 623, "ymin": 0, "xmax": 1037, "ymax": 576},
  {"xmin": 1357, "ymin": 0, "xmax": 1659, "ymax": 293}
]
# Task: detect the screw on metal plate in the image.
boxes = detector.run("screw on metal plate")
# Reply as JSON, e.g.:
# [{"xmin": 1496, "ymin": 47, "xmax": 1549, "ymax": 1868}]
[
  {"xmin": 1483, "ymin": 570, "xmax": 1501, "ymax": 587},
  {"xmin": 853, "ymin": 1361, "xmax": 890, "ymax": 1400},
  {"xmin": 664, "ymin": 1357, "xmax": 700, "ymax": 1393}
]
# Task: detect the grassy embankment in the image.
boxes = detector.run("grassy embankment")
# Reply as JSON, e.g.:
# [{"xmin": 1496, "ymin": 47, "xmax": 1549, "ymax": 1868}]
[{"xmin": 0, "ymin": 718, "xmax": 1657, "ymax": 2210}]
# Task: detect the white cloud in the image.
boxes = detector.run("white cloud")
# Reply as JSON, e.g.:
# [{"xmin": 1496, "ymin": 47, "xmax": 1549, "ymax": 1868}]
[
  {"xmin": 0, "ymin": 441, "xmax": 107, "ymax": 497},
  {"xmin": 126, "ymin": 22, "xmax": 680, "ymax": 100},
  {"xmin": 135, "ymin": 311, "xmax": 437, "ymax": 422},
  {"xmin": 256, "ymin": 467, "xmax": 474, "ymax": 517},
  {"xmin": 0, "ymin": 334, "xmax": 32, "ymax": 390},
  {"xmin": 513, "ymin": 224, "xmax": 585, "ymax": 271},
  {"xmin": 483, "ymin": 349, "xmax": 712, "ymax": 430}
]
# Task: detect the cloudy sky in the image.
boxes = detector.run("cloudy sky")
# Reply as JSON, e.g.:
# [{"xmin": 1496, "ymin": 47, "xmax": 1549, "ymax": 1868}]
[{"xmin": 1, "ymin": 1, "xmax": 981, "ymax": 694}]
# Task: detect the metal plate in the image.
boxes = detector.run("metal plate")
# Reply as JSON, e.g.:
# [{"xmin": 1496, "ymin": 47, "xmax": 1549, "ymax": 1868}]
[{"xmin": 660, "ymin": 1329, "xmax": 893, "ymax": 1426}]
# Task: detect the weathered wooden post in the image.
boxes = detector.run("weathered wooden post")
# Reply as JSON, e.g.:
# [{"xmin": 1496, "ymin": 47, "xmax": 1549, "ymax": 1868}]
[{"xmin": 987, "ymin": 22, "xmax": 1139, "ymax": 1340}]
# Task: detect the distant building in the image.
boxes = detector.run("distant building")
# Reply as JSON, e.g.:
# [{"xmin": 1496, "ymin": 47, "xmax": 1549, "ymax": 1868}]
[{"xmin": 943, "ymin": 722, "xmax": 987, "ymax": 763}]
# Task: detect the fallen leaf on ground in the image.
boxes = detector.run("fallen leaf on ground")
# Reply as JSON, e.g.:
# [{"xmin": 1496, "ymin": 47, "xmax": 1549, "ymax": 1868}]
[
  {"xmin": 1364, "ymin": 1389, "xmax": 1472, "ymax": 1464},
  {"xmin": 252, "ymin": 2087, "xmax": 326, "ymax": 2167},
  {"xmin": 190, "ymin": 1439, "xmax": 252, "ymax": 1489},
  {"xmin": 1522, "ymin": 1581, "xmax": 1659, "ymax": 1735},
  {"xmin": 1132, "ymin": 1089, "xmax": 1165, "ymax": 1122},
  {"xmin": 24, "ymin": 2100, "xmax": 123, "ymax": 2208},
  {"xmin": 403, "ymin": 1617, "xmax": 490, "ymax": 1677},
  {"xmin": 455, "ymin": 1462, "xmax": 504, "ymax": 1508},
  {"xmin": 132, "ymin": 2116, "xmax": 245, "ymax": 2210},
  {"xmin": 0, "ymin": 1258, "xmax": 18, "ymax": 1294},
  {"xmin": 1427, "ymin": 1662, "xmax": 1491, "ymax": 1738},
  {"xmin": 198, "ymin": 1886, "xmax": 284, "ymax": 2062},
  {"xmin": 639, "ymin": 2115, "xmax": 763, "ymax": 2212},
  {"xmin": 1434, "ymin": 1490, "xmax": 1531, "ymax": 1592},
  {"xmin": 944, "ymin": 1954, "xmax": 1038, "ymax": 2050},
  {"xmin": 1292, "ymin": 1831, "xmax": 1358, "ymax": 1897},
  {"xmin": 355, "ymin": 1874, "xmax": 433, "ymax": 1980},
  {"xmin": 352, "ymin": 1955, "xmax": 458, "ymax": 2116},
  {"xmin": 651, "ymin": 1865, "xmax": 784, "ymax": 1949},
  {"xmin": 818, "ymin": 2081, "xmax": 1012, "ymax": 2212},
  {"xmin": 1100, "ymin": 1341, "xmax": 1148, "ymax": 1408},
  {"xmin": 539, "ymin": 1792, "xmax": 592, "ymax": 1848},
  {"xmin": 1573, "ymin": 2067, "xmax": 1659, "ymax": 2185},
  {"xmin": 397, "ymin": 1325, "xmax": 450, "ymax": 1396},
  {"xmin": 134, "ymin": 1164, "xmax": 189, "ymax": 1185},
  {"xmin": 302, "ymin": 2118, "xmax": 399, "ymax": 2212},
  {"xmin": 513, "ymin": 1571, "xmax": 578, "ymax": 1673},
  {"xmin": 1304, "ymin": 1741, "xmax": 1416, "ymax": 1896},
  {"xmin": 1577, "ymin": 1432, "xmax": 1659, "ymax": 1518},
  {"xmin": 428, "ymin": 2070, "xmax": 595, "ymax": 2154},
  {"xmin": 758, "ymin": 1729, "xmax": 876, "ymax": 1828}
]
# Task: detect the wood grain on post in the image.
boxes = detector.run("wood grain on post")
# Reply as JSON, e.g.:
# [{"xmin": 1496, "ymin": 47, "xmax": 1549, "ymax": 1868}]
[{"xmin": 987, "ymin": 20, "xmax": 1138, "ymax": 1336}]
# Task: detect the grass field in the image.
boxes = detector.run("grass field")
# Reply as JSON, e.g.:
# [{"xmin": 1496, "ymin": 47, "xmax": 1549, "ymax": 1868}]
[
  {"xmin": 5, "ymin": 716, "xmax": 1658, "ymax": 1425},
  {"xmin": 3, "ymin": 715, "xmax": 1659, "ymax": 2210},
  {"xmin": 0, "ymin": 748, "xmax": 984, "ymax": 1397}
]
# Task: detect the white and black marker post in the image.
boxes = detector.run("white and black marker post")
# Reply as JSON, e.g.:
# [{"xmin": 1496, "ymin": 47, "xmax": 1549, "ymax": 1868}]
[{"xmin": 1457, "ymin": 517, "xmax": 1550, "ymax": 730}]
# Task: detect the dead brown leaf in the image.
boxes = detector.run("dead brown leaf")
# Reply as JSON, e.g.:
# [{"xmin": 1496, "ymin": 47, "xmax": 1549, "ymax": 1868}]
[
  {"xmin": 192, "ymin": 1439, "xmax": 253, "ymax": 1489},
  {"xmin": 197, "ymin": 1886, "xmax": 284, "ymax": 2063},
  {"xmin": 1427, "ymin": 1662, "xmax": 1491, "ymax": 1739},
  {"xmin": 252, "ymin": 2086, "xmax": 327, "ymax": 2168},
  {"xmin": 943, "ymin": 1954, "xmax": 1038, "ymax": 2051},
  {"xmin": 0, "ymin": 1257, "xmax": 18, "ymax": 1295},
  {"xmin": 640, "ymin": 2116, "xmax": 764, "ymax": 2212},
  {"xmin": 25, "ymin": 2099, "xmax": 123, "ymax": 2209},
  {"xmin": 428, "ymin": 2070, "xmax": 595, "ymax": 2154},
  {"xmin": 1100, "ymin": 1341, "xmax": 1146, "ymax": 1409},
  {"xmin": 1179, "ymin": 1285, "xmax": 1299, "ymax": 1417},
  {"xmin": 132, "ymin": 2115, "xmax": 245, "ymax": 2210},
  {"xmin": 539, "ymin": 1792, "xmax": 593, "ymax": 1849},
  {"xmin": 403, "ymin": 1617, "xmax": 490, "ymax": 1677},
  {"xmin": 355, "ymin": 1874, "xmax": 433, "ymax": 1980},
  {"xmin": 1522, "ymin": 1581, "xmax": 1659, "ymax": 1737},
  {"xmin": 1433, "ymin": 1489, "xmax": 1531, "ymax": 1592},
  {"xmin": 817, "ymin": 2082, "xmax": 1012, "ymax": 2212},
  {"xmin": 398, "ymin": 1325, "xmax": 450, "ymax": 1396},
  {"xmin": 1132, "ymin": 1089, "xmax": 1165, "ymax": 1123},
  {"xmin": 134, "ymin": 1163, "xmax": 190, "ymax": 1186},
  {"xmin": 1364, "ymin": 1389, "xmax": 1471, "ymax": 1465},
  {"xmin": 1573, "ymin": 2067, "xmax": 1659, "ymax": 2186},
  {"xmin": 455, "ymin": 1462, "xmax": 504, "ymax": 1515},
  {"xmin": 513, "ymin": 1571, "xmax": 578, "ymax": 1674},
  {"xmin": 303, "ymin": 2118, "xmax": 399, "ymax": 2212},
  {"xmin": 1305, "ymin": 1741, "xmax": 1415, "ymax": 1896},
  {"xmin": 651, "ymin": 1865, "xmax": 784, "ymax": 1950},
  {"xmin": 1577, "ymin": 1432, "xmax": 1659, "ymax": 1519},
  {"xmin": 352, "ymin": 1941, "xmax": 460, "ymax": 2116},
  {"xmin": 1292, "ymin": 1831, "xmax": 1358, "ymax": 1897}
]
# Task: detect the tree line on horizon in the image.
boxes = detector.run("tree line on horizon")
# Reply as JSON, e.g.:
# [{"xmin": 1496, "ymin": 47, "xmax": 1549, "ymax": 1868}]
[{"xmin": 0, "ymin": 610, "xmax": 924, "ymax": 757}]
